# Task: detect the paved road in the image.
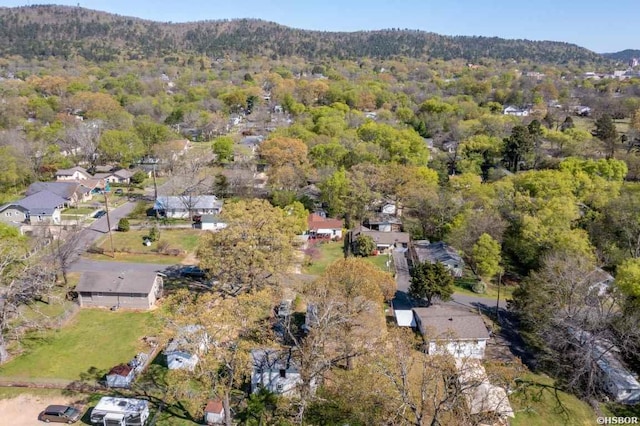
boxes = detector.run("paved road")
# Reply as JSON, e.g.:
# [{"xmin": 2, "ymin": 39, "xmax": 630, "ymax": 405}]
[
  {"xmin": 390, "ymin": 249, "xmax": 533, "ymax": 366},
  {"xmin": 72, "ymin": 201, "xmax": 137, "ymax": 255},
  {"xmin": 391, "ymin": 249, "xmax": 506, "ymax": 312},
  {"xmin": 70, "ymin": 258, "xmax": 172, "ymax": 274}
]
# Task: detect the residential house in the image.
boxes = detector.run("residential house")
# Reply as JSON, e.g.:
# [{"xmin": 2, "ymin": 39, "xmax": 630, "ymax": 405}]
[
  {"xmin": 411, "ymin": 240, "xmax": 464, "ymax": 277},
  {"xmin": 154, "ymin": 195, "xmax": 223, "ymax": 219},
  {"xmin": 238, "ymin": 135, "xmax": 264, "ymax": 159},
  {"xmin": 94, "ymin": 168, "xmax": 134, "ymax": 185},
  {"xmin": 413, "ymin": 305, "xmax": 490, "ymax": 359},
  {"xmin": 349, "ymin": 225, "xmax": 410, "ymax": 252},
  {"xmin": 193, "ymin": 214, "xmax": 228, "ymax": 231},
  {"xmin": 0, "ymin": 191, "xmax": 67, "ymax": 225},
  {"xmin": 204, "ymin": 400, "xmax": 225, "ymax": 425},
  {"xmin": 307, "ymin": 213, "xmax": 343, "ymax": 239},
  {"xmin": 26, "ymin": 181, "xmax": 93, "ymax": 205},
  {"xmin": 164, "ymin": 325, "xmax": 208, "ymax": 371},
  {"xmin": 585, "ymin": 267, "xmax": 615, "ymax": 297},
  {"xmin": 76, "ymin": 271, "xmax": 163, "ymax": 310},
  {"xmin": 364, "ymin": 214, "xmax": 402, "ymax": 232},
  {"xmin": 55, "ymin": 166, "xmax": 91, "ymax": 181},
  {"xmin": 251, "ymin": 348, "xmax": 308, "ymax": 396},
  {"xmin": 442, "ymin": 140, "xmax": 460, "ymax": 154},
  {"xmin": 569, "ymin": 328, "xmax": 640, "ymax": 404},
  {"xmin": 503, "ymin": 105, "xmax": 530, "ymax": 116},
  {"xmin": 105, "ymin": 364, "xmax": 136, "ymax": 388}
]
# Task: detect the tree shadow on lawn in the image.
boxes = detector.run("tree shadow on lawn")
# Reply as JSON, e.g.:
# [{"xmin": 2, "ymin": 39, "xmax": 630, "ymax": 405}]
[{"xmin": 63, "ymin": 358, "xmax": 199, "ymax": 424}]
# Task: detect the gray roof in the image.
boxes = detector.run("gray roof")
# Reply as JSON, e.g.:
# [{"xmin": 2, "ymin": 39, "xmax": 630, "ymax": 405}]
[
  {"xmin": 413, "ymin": 305, "xmax": 490, "ymax": 340},
  {"xmin": 251, "ymin": 348, "xmax": 299, "ymax": 373},
  {"xmin": 154, "ymin": 195, "xmax": 223, "ymax": 211},
  {"xmin": 76, "ymin": 271, "xmax": 159, "ymax": 294},
  {"xmin": 240, "ymin": 135, "xmax": 264, "ymax": 146},
  {"xmin": 201, "ymin": 214, "xmax": 225, "ymax": 223},
  {"xmin": 366, "ymin": 214, "xmax": 402, "ymax": 225},
  {"xmin": 7, "ymin": 191, "xmax": 67, "ymax": 215},
  {"xmin": 352, "ymin": 226, "xmax": 410, "ymax": 245},
  {"xmin": 414, "ymin": 241, "xmax": 463, "ymax": 265},
  {"xmin": 114, "ymin": 169, "xmax": 134, "ymax": 179},
  {"xmin": 26, "ymin": 182, "xmax": 82, "ymax": 200},
  {"xmin": 55, "ymin": 166, "xmax": 89, "ymax": 177}
]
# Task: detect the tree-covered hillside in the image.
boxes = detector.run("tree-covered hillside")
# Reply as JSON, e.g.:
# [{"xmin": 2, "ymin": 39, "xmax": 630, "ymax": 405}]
[
  {"xmin": 0, "ymin": 5, "xmax": 605, "ymax": 64},
  {"xmin": 602, "ymin": 49, "xmax": 640, "ymax": 62}
]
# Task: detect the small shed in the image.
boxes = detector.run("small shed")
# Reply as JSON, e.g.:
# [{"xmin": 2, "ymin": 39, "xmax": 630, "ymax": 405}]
[
  {"xmin": 105, "ymin": 364, "xmax": 135, "ymax": 388},
  {"xmin": 164, "ymin": 325, "xmax": 208, "ymax": 371},
  {"xmin": 195, "ymin": 214, "xmax": 227, "ymax": 231},
  {"xmin": 204, "ymin": 399, "xmax": 225, "ymax": 425}
]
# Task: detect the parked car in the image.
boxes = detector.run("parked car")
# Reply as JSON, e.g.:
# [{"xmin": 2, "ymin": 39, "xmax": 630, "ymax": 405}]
[
  {"xmin": 93, "ymin": 210, "xmax": 106, "ymax": 218},
  {"xmin": 38, "ymin": 405, "xmax": 82, "ymax": 423},
  {"xmin": 181, "ymin": 266, "xmax": 206, "ymax": 279},
  {"xmin": 114, "ymin": 188, "xmax": 124, "ymax": 195}
]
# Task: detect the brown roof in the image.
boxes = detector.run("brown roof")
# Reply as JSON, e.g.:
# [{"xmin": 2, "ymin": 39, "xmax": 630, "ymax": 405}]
[
  {"xmin": 108, "ymin": 364, "xmax": 133, "ymax": 377},
  {"xmin": 308, "ymin": 213, "xmax": 343, "ymax": 230},
  {"xmin": 413, "ymin": 305, "xmax": 490, "ymax": 340},
  {"xmin": 204, "ymin": 399, "xmax": 224, "ymax": 414}
]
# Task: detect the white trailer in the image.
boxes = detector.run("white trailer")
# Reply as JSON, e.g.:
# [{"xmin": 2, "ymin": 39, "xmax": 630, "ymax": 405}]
[{"xmin": 90, "ymin": 397, "xmax": 150, "ymax": 426}]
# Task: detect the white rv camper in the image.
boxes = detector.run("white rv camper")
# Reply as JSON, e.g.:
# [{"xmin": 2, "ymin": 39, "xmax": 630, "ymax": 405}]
[{"xmin": 90, "ymin": 397, "xmax": 150, "ymax": 426}]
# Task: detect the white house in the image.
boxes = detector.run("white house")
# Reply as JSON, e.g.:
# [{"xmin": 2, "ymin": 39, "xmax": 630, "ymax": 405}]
[
  {"xmin": 307, "ymin": 213, "xmax": 343, "ymax": 239},
  {"xmin": 251, "ymin": 348, "xmax": 309, "ymax": 397},
  {"xmin": 413, "ymin": 305, "xmax": 490, "ymax": 360},
  {"xmin": 503, "ymin": 105, "xmax": 530, "ymax": 117},
  {"xmin": 94, "ymin": 169, "xmax": 134, "ymax": 184},
  {"xmin": 569, "ymin": 328, "xmax": 640, "ymax": 404},
  {"xmin": 204, "ymin": 400, "xmax": 225, "ymax": 425},
  {"xmin": 194, "ymin": 214, "xmax": 227, "ymax": 231},
  {"xmin": 55, "ymin": 166, "xmax": 91, "ymax": 181},
  {"xmin": 164, "ymin": 325, "xmax": 208, "ymax": 371},
  {"xmin": 154, "ymin": 195, "xmax": 223, "ymax": 219}
]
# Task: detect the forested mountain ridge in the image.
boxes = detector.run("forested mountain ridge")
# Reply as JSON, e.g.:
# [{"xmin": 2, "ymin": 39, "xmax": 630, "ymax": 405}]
[
  {"xmin": 603, "ymin": 49, "xmax": 640, "ymax": 62},
  {"xmin": 0, "ymin": 5, "xmax": 606, "ymax": 64}
]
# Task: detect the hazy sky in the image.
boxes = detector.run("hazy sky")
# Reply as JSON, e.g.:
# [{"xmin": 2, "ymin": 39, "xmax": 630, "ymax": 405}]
[{"xmin": 2, "ymin": 0, "xmax": 638, "ymax": 52}]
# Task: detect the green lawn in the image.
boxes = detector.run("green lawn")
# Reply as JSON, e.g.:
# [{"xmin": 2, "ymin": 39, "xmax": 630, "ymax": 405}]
[
  {"xmin": 363, "ymin": 253, "xmax": 393, "ymax": 273},
  {"xmin": 97, "ymin": 229, "xmax": 201, "ymax": 254},
  {"xmin": 0, "ymin": 309, "xmax": 157, "ymax": 381},
  {"xmin": 62, "ymin": 207, "xmax": 96, "ymax": 215},
  {"xmin": 303, "ymin": 242, "xmax": 394, "ymax": 275},
  {"xmin": 510, "ymin": 373, "xmax": 600, "ymax": 426},
  {"xmin": 454, "ymin": 279, "xmax": 515, "ymax": 302},
  {"xmin": 303, "ymin": 242, "xmax": 345, "ymax": 275}
]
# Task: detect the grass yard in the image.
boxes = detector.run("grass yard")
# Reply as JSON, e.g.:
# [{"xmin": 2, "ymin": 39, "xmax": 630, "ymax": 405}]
[
  {"xmin": 303, "ymin": 241, "xmax": 345, "ymax": 275},
  {"xmin": 454, "ymin": 279, "xmax": 515, "ymax": 302},
  {"xmin": 363, "ymin": 253, "xmax": 393, "ymax": 272},
  {"xmin": 0, "ymin": 309, "xmax": 157, "ymax": 381},
  {"xmin": 97, "ymin": 229, "xmax": 201, "ymax": 254},
  {"xmin": 62, "ymin": 207, "xmax": 96, "ymax": 215},
  {"xmin": 510, "ymin": 373, "xmax": 601, "ymax": 426},
  {"xmin": 303, "ymin": 241, "xmax": 394, "ymax": 275}
]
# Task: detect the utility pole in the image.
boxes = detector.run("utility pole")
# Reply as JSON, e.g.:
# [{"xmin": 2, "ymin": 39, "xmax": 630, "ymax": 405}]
[
  {"xmin": 495, "ymin": 271, "xmax": 502, "ymax": 322},
  {"xmin": 104, "ymin": 191, "xmax": 115, "ymax": 258},
  {"xmin": 152, "ymin": 163, "xmax": 158, "ymax": 200}
]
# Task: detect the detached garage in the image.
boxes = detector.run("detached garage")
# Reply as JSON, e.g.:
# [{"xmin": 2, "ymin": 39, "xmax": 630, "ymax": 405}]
[{"xmin": 76, "ymin": 271, "xmax": 163, "ymax": 310}]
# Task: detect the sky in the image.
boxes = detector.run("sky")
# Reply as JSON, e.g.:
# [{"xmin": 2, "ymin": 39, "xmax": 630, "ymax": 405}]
[{"xmin": 1, "ymin": 0, "xmax": 638, "ymax": 53}]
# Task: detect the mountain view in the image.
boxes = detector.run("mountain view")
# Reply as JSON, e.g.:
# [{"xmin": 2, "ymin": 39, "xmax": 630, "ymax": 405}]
[
  {"xmin": 0, "ymin": 5, "xmax": 609, "ymax": 63},
  {"xmin": 0, "ymin": 3, "xmax": 639, "ymax": 426}
]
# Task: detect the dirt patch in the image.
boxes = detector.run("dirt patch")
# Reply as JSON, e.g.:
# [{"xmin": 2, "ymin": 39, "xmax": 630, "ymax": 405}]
[{"xmin": 0, "ymin": 393, "xmax": 85, "ymax": 426}]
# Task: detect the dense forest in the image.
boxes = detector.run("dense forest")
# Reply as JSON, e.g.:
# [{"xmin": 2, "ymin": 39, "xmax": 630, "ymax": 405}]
[{"xmin": 0, "ymin": 5, "xmax": 608, "ymax": 64}]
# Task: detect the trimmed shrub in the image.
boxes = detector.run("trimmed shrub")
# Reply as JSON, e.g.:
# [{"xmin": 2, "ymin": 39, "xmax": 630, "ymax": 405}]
[{"xmin": 117, "ymin": 218, "xmax": 130, "ymax": 232}]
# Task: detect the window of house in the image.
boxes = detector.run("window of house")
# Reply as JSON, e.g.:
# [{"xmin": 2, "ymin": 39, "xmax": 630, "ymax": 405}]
[
  {"xmin": 276, "ymin": 383, "xmax": 284, "ymax": 392},
  {"xmin": 279, "ymin": 369, "xmax": 286, "ymax": 378},
  {"xmin": 5, "ymin": 212, "xmax": 11, "ymax": 217}
]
